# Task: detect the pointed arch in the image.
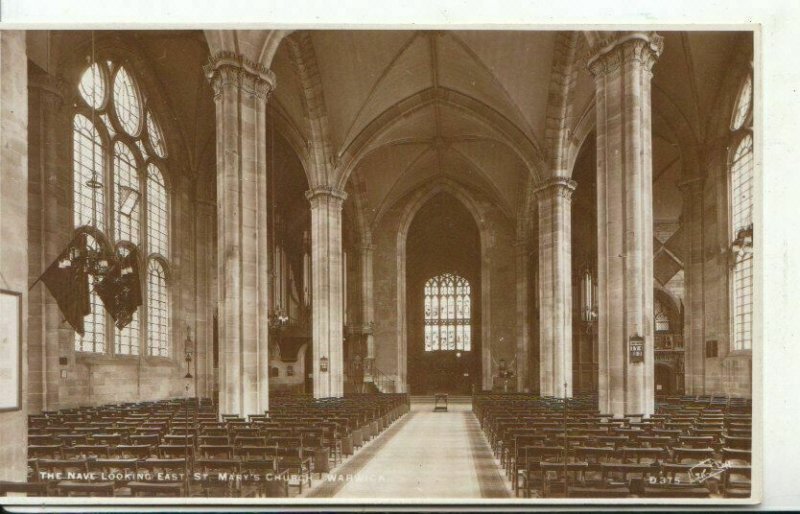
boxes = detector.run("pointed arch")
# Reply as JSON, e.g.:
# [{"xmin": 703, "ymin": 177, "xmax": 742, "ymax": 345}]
[{"xmin": 393, "ymin": 177, "xmax": 493, "ymax": 392}]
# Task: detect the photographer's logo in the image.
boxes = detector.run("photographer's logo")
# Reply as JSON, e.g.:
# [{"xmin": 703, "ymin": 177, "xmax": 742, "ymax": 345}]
[{"xmin": 688, "ymin": 458, "xmax": 730, "ymax": 484}]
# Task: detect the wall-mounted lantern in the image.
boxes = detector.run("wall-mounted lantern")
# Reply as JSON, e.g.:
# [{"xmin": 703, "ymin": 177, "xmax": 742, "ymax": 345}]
[{"xmin": 320, "ymin": 356, "xmax": 329, "ymax": 373}]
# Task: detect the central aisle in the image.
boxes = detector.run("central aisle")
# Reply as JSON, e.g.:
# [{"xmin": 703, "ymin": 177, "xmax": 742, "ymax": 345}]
[{"xmin": 308, "ymin": 402, "xmax": 511, "ymax": 499}]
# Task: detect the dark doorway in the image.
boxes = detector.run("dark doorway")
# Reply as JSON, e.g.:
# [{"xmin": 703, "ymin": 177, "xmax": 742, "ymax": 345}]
[
  {"xmin": 655, "ymin": 363, "xmax": 674, "ymax": 396},
  {"xmin": 406, "ymin": 192, "xmax": 481, "ymax": 395}
]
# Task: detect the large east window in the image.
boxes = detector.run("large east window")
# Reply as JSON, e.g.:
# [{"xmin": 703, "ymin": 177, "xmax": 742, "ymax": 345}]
[
  {"xmin": 424, "ymin": 273, "xmax": 471, "ymax": 352},
  {"xmin": 72, "ymin": 59, "xmax": 171, "ymax": 357},
  {"xmin": 729, "ymin": 72, "xmax": 754, "ymax": 352}
]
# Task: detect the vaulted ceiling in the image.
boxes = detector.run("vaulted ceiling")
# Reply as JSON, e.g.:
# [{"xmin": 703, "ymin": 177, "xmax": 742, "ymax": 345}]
[
  {"xmin": 24, "ymin": 29, "xmax": 751, "ymax": 231},
  {"xmin": 269, "ymin": 29, "xmax": 749, "ymax": 231}
]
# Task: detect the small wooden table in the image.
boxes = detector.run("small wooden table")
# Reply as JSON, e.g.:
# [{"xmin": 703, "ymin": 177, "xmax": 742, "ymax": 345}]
[{"xmin": 433, "ymin": 394, "xmax": 448, "ymax": 412}]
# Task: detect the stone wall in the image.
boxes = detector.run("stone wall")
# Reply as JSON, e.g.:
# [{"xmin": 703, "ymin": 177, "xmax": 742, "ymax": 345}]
[{"xmin": 0, "ymin": 31, "xmax": 29, "ymax": 481}]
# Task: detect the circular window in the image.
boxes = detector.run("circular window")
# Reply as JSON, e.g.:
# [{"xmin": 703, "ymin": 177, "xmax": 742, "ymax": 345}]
[
  {"xmin": 78, "ymin": 63, "xmax": 106, "ymax": 110},
  {"xmin": 113, "ymin": 67, "xmax": 142, "ymax": 136}
]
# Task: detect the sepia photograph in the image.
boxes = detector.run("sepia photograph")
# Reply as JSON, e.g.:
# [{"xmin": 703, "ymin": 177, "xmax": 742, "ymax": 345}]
[{"xmin": 0, "ymin": 6, "xmax": 772, "ymax": 507}]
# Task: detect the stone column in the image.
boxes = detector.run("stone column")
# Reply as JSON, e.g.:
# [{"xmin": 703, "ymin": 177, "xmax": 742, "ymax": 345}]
[
  {"xmin": 306, "ymin": 186, "xmax": 348, "ymax": 399},
  {"xmin": 28, "ymin": 73, "xmax": 70, "ymax": 414},
  {"xmin": 205, "ymin": 53, "xmax": 275, "ymax": 417},
  {"xmin": 514, "ymin": 238, "xmax": 530, "ymax": 392},
  {"xmin": 360, "ymin": 235, "xmax": 375, "ymax": 380},
  {"xmin": 679, "ymin": 177, "xmax": 705, "ymax": 395},
  {"xmin": 536, "ymin": 177, "xmax": 577, "ymax": 398},
  {"xmin": 588, "ymin": 32, "xmax": 663, "ymax": 417}
]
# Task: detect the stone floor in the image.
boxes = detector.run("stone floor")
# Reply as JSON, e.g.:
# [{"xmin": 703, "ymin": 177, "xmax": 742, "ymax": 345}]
[{"xmin": 304, "ymin": 401, "xmax": 511, "ymax": 499}]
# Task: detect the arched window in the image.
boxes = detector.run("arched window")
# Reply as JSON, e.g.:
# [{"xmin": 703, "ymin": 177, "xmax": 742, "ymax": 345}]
[
  {"xmin": 424, "ymin": 273, "xmax": 471, "ymax": 352},
  {"xmin": 654, "ymin": 299, "xmax": 670, "ymax": 333},
  {"xmin": 729, "ymin": 71, "xmax": 754, "ymax": 352},
  {"xmin": 72, "ymin": 59, "xmax": 170, "ymax": 357},
  {"xmin": 147, "ymin": 259, "xmax": 169, "ymax": 357}
]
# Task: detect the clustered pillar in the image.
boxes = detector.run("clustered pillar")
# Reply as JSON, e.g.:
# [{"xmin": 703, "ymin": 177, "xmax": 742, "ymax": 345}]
[
  {"xmin": 588, "ymin": 32, "xmax": 662, "ymax": 417},
  {"xmin": 306, "ymin": 186, "xmax": 348, "ymax": 399},
  {"xmin": 536, "ymin": 177, "xmax": 576, "ymax": 398},
  {"xmin": 205, "ymin": 52, "xmax": 275, "ymax": 417},
  {"xmin": 680, "ymin": 177, "xmax": 706, "ymax": 395}
]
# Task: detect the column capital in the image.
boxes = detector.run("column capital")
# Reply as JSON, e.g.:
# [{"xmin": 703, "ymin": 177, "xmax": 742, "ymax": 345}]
[
  {"xmin": 305, "ymin": 186, "xmax": 348, "ymax": 211},
  {"xmin": 587, "ymin": 31, "xmax": 664, "ymax": 77},
  {"xmin": 533, "ymin": 177, "xmax": 577, "ymax": 200},
  {"xmin": 204, "ymin": 51, "xmax": 276, "ymax": 101}
]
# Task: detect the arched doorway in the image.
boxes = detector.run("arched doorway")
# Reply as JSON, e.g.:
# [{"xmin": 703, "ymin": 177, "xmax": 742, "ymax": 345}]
[{"xmin": 406, "ymin": 192, "xmax": 481, "ymax": 394}]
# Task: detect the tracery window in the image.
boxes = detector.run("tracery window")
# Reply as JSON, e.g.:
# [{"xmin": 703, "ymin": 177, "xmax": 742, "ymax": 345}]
[
  {"xmin": 72, "ymin": 59, "xmax": 170, "ymax": 357},
  {"xmin": 424, "ymin": 273, "xmax": 471, "ymax": 352},
  {"xmin": 729, "ymin": 71, "xmax": 754, "ymax": 352}
]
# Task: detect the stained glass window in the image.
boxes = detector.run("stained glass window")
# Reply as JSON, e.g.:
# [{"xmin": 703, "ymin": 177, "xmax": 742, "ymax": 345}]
[
  {"xmin": 424, "ymin": 273, "xmax": 471, "ymax": 351},
  {"xmin": 113, "ymin": 141, "xmax": 140, "ymax": 245},
  {"xmin": 730, "ymin": 73, "xmax": 754, "ymax": 352},
  {"xmin": 79, "ymin": 63, "xmax": 106, "ymax": 110},
  {"xmin": 147, "ymin": 165, "xmax": 169, "ymax": 258},
  {"xmin": 72, "ymin": 59, "xmax": 170, "ymax": 356},
  {"xmin": 116, "ymin": 310, "xmax": 140, "ymax": 355},
  {"xmin": 730, "ymin": 135, "xmax": 754, "ymax": 237},
  {"xmin": 147, "ymin": 259, "xmax": 169, "ymax": 357},
  {"xmin": 732, "ymin": 253, "xmax": 753, "ymax": 351},
  {"xmin": 73, "ymin": 114, "xmax": 105, "ymax": 231},
  {"xmin": 74, "ymin": 235, "xmax": 106, "ymax": 353},
  {"xmin": 731, "ymin": 74, "xmax": 752, "ymax": 131},
  {"xmin": 113, "ymin": 67, "xmax": 142, "ymax": 136}
]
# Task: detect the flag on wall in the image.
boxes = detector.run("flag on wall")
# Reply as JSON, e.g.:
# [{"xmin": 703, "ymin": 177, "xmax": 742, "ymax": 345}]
[
  {"xmin": 40, "ymin": 233, "xmax": 91, "ymax": 335},
  {"xmin": 94, "ymin": 246, "xmax": 143, "ymax": 329}
]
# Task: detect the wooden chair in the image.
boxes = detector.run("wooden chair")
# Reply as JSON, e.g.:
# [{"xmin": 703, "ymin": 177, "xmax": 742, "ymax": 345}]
[
  {"xmin": 239, "ymin": 459, "xmax": 288, "ymax": 498},
  {"xmin": 273, "ymin": 445, "xmax": 312, "ymax": 494},
  {"xmin": 540, "ymin": 461, "xmax": 589, "ymax": 498},
  {"xmin": 722, "ymin": 447, "xmax": 752, "ymax": 464},
  {"xmin": 620, "ymin": 446, "xmax": 667, "ymax": 464},
  {"xmin": 28, "ymin": 444, "xmax": 63, "ymax": 460},
  {"xmin": 110, "ymin": 444, "xmax": 153, "ymax": 459},
  {"xmin": 56, "ymin": 480, "xmax": 115, "ymax": 497},
  {"xmin": 518, "ymin": 446, "xmax": 565, "ymax": 498},
  {"xmin": 158, "ymin": 444, "xmax": 193, "ymax": 459},
  {"xmin": 721, "ymin": 465, "xmax": 751, "ymax": 498},
  {"xmin": 128, "ymin": 481, "xmax": 184, "ymax": 497},
  {"xmin": 193, "ymin": 458, "xmax": 241, "ymax": 497},
  {"xmin": 198, "ymin": 444, "xmax": 235, "ymax": 459},
  {"xmin": 600, "ymin": 462, "xmax": 659, "ymax": 493},
  {"xmin": 673, "ymin": 447, "xmax": 715, "ymax": 464},
  {"xmin": 0, "ymin": 480, "xmax": 50, "ymax": 497}
]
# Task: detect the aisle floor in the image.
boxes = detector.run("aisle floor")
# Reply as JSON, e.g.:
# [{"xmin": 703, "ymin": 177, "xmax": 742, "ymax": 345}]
[{"xmin": 306, "ymin": 402, "xmax": 510, "ymax": 499}]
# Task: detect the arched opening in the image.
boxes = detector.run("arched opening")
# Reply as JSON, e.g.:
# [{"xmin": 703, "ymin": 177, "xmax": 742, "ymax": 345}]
[
  {"xmin": 571, "ymin": 133, "xmax": 598, "ymax": 394},
  {"xmin": 406, "ymin": 192, "xmax": 481, "ymax": 394},
  {"xmin": 265, "ymin": 121, "xmax": 312, "ymax": 395}
]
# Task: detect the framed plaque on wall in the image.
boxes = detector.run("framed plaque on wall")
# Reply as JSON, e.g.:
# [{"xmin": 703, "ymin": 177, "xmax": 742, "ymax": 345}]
[{"xmin": 0, "ymin": 289, "xmax": 22, "ymax": 411}]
